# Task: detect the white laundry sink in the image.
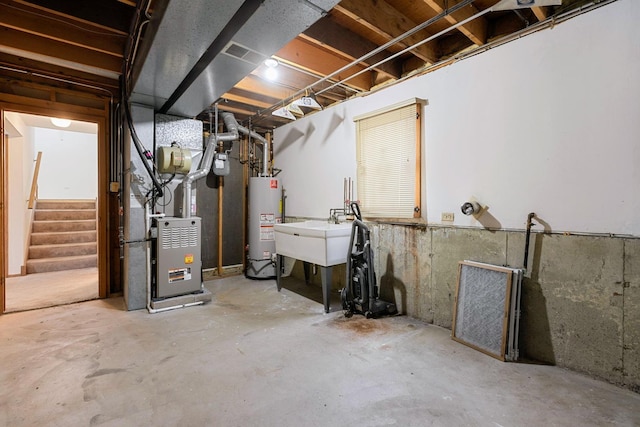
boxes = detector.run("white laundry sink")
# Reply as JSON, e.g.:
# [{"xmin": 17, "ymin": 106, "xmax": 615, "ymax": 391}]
[{"xmin": 274, "ymin": 221, "xmax": 352, "ymax": 267}]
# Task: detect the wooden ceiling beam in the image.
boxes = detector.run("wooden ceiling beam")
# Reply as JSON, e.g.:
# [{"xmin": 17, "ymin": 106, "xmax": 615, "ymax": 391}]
[
  {"xmin": 13, "ymin": 0, "xmax": 133, "ymax": 35},
  {"xmin": 0, "ymin": 27, "xmax": 122, "ymax": 75},
  {"xmin": 301, "ymin": 17, "xmax": 402, "ymax": 80},
  {"xmin": 532, "ymin": 6, "xmax": 549, "ymax": 22},
  {"xmin": 334, "ymin": 0, "xmax": 438, "ymax": 64},
  {"xmin": 234, "ymin": 75, "xmax": 297, "ymax": 101},
  {"xmin": 220, "ymin": 92, "xmax": 273, "ymax": 110},
  {"xmin": 274, "ymin": 37, "xmax": 373, "ymax": 92},
  {"xmin": 0, "ymin": 3, "xmax": 124, "ymax": 57},
  {"xmin": 215, "ymin": 103, "xmax": 255, "ymax": 117},
  {"xmin": 235, "ymin": 69, "xmax": 343, "ymax": 111},
  {"xmin": 419, "ymin": 0, "xmax": 487, "ymax": 46},
  {"xmin": 251, "ymin": 63, "xmax": 355, "ymax": 103},
  {"xmin": 0, "ymin": 52, "xmax": 119, "ymax": 92}
]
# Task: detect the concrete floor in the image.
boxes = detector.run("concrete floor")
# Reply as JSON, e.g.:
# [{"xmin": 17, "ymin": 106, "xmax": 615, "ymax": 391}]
[
  {"xmin": 5, "ymin": 267, "xmax": 98, "ymax": 312},
  {"xmin": 0, "ymin": 275, "xmax": 638, "ymax": 427}
]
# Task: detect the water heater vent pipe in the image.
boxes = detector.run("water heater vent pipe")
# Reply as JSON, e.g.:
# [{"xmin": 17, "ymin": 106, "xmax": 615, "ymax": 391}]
[{"xmin": 181, "ymin": 112, "xmax": 239, "ymax": 218}]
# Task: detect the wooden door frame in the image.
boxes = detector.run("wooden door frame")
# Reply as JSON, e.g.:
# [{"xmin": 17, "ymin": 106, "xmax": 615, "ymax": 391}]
[
  {"xmin": 0, "ymin": 102, "xmax": 110, "ymax": 313},
  {"xmin": 0, "ymin": 130, "xmax": 6, "ymax": 313}
]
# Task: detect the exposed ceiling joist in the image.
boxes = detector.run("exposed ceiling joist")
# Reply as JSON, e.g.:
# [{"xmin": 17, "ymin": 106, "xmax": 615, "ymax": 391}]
[
  {"xmin": 301, "ymin": 17, "xmax": 402, "ymax": 80},
  {"xmin": 0, "ymin": 0, "xmax": 599, "ymax": 131},
  {"xmin": 420, "ymin": 0, "xmax": 488, "ymax": 46},
  {"xmin": 274, "ymin": 37, "xmax": 373, "ymax": 92},
  {"xmin": 334, "ymin": 0, "xmax": 438, "ymax": 64}
]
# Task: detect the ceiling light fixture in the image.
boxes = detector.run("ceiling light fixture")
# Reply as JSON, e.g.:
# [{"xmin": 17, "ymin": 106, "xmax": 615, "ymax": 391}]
[
  {"xmin": 272, "ymin": 106, "xmax": 296, "ymax": 121},
  {"xmin": 264, "ymin": 58, "xmax": 279, "ymax": 81},
  {"xmin": 293, "ymin": 94, "xmax": 322, "ymax": 110},
  {"xmin": 286, "ymin": 102, "xmax": 305, "ymax": 117},
  {"xmin": 50, "ymin": 118, "xmax": 71, "ymax": 128}
]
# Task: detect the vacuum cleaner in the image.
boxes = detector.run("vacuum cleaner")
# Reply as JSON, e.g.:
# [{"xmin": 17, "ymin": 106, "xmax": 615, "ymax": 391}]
[{"xmin": 341, "ymin": 202, "xmax": 397, "ymax": 318}]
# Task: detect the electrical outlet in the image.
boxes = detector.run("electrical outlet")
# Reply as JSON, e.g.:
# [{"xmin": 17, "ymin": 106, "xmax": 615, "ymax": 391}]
[{"xmin": 441, "ymin": 212, "xmax": 455, "ymax": 222}]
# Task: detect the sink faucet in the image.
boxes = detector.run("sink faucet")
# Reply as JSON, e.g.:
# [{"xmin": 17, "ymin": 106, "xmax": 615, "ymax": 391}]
[
  {"xmin": 329, "ymin": 208, "xmax": 341, "ymax": 224},
  {"xmin": 329, "ymin": 178, "xmax": 356, "ymax": 223},
  {"xmin": 329, "ymin": 207, "xmax": 352, "ymax": 224}
]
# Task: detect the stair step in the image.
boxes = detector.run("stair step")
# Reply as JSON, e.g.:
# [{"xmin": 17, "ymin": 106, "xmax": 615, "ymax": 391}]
[
  {"xmin": 26, "ymin": 254, "xmax": 97, "ymax": 274},
  {"xmin": 36, "ymin": 200, "xmax": 96, "ymax": 210},
  {"xmin": 32, "ymin": 220, "xmax": 96, "ymax": 233},
  {"xmin": 30, "ymin": 231, "xmax": 97, "ymax": 245},
  {"xmin": 34, "ymin": 209, "xmax": 96, "ymax": 221},
  {"xmin": 29, "ymin": 242, "xmax": 97, "ymax": 259}
]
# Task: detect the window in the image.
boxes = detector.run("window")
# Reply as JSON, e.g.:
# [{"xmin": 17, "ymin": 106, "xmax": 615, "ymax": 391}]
[{"xmin": 354, "ymin": 98, "xmax": 423, "ymax": 219}]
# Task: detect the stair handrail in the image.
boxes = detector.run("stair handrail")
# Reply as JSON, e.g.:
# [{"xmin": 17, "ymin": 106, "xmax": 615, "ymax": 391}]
[
  {"xmin": 28, "ymin": 151, "xmax": 43, "ymax": 209},
  {"xmin": 23, "ymin": 152, "xmax": 42, "ymax": 274}
]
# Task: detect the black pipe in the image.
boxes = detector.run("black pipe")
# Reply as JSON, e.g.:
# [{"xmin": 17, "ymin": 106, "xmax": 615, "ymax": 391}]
[
  {"xmin": 524, "ymin": 212, "xmax": 536, "ymax": 270},
  {"xmin": 122, "ymin": 77, "xmax": 164, "ymax": 197}
]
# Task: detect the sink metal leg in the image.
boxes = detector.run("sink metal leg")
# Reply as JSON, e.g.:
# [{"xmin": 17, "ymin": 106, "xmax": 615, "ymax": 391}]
[
  {"xmin": 276, "ymin": 255, "xmax": 283, "ymax": 291},
  {"xmin": 303, "ymin": 261, "xmax": 311, "ymax": 285},
  {"xmin": 319, "ymin": 266, "xmax": 332, "ymax": 313}
]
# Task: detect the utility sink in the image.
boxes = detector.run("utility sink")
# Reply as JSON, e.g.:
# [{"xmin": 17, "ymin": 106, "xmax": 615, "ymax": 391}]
[
  {"xmin": 274, "ymin": 220, "xmax": 353, "ymax": 313},
  {"xmin": 274, "ymin": 220, "xmax": 352, "ymax": 267}
]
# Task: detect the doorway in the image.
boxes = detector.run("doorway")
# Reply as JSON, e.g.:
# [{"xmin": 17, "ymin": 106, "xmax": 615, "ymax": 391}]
[{"xmin": 2, "ymin": 111, "xmax": 99, "ymax": 312}]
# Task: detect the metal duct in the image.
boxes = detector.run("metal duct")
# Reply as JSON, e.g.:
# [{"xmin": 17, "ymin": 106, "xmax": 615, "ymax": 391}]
[
  {"xmin": 130, "ymin": 0, "xmax": 341, "ymax": 117},
  {"xmin": 181, "ymin": 112, "xmax": 239, "ymax": 218},
  {"xmin": 236, "ymin": 123, "xmax": 269, "ymax": 176}
]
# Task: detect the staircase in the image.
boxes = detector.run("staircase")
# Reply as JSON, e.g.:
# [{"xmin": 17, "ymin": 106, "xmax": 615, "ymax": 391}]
[{"xmin": 26, "ymin": 199, "xmax": 98, "ymax": 274}]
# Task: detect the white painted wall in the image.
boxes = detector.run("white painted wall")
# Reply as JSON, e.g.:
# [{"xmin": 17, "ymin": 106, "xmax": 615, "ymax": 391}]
[
  {"xmin": 34, "ymin": 127, "xmax": 98, "ymax": 200},
  {"xmin": 273, "ymin": 0, "xmax": 640, "ymax": 236},
  {"xmin": 4, "ymin": 112, "xmax": 35, "ymax": 275}
]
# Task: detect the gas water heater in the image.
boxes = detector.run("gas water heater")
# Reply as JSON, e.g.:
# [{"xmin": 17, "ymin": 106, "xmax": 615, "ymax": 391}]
[{"xmin": 246, "ymin": 176, "xmax": 281, "ymax": 279}]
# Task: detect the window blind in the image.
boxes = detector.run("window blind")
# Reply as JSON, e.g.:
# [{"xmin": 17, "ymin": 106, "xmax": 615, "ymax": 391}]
[{"xmin": 355, "ymin": 99, "xmax": 421, "ymax": 218}]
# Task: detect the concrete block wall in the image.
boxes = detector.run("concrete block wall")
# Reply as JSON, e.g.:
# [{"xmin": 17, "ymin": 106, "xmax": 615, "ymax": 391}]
[{"xmin": 286, "ymin": 220, "xmax": 639, "ymax": 391}]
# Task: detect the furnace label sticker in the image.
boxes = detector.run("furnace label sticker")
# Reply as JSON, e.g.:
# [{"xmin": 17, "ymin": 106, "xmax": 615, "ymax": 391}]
[{"xmin": 168, "ymin": 267, "xmax": 191, "ymax": 283}]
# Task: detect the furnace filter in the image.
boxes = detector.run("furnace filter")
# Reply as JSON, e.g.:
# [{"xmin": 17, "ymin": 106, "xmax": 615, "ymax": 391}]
[{"xmin": 246, "ymin": 177, "xmax": 281, "ymax": 279}]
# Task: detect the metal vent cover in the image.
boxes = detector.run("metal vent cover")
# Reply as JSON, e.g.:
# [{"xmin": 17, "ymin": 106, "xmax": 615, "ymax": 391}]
[
  {"xmin": 161, "ymin": 226, "xmax": 199, "ymax": 249},
  {"xmin": 222, "ymin": 41, "xmax": 267, "ymax": 65}
]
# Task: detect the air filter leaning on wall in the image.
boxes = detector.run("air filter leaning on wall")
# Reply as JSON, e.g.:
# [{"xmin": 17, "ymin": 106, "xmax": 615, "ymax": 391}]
[{"xmin": 452, "ymin": 260, "xmax": 523, "ymax": 362}]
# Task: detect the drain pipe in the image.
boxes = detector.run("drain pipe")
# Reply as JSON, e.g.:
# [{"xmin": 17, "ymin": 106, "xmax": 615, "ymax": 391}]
[
  {"xmin": 181, "ymin": 112, "xmax": 240, "ymax": 217},
  {"xmin": 523, "ymin": 212, "xmax": 536, "ymax": 270}
]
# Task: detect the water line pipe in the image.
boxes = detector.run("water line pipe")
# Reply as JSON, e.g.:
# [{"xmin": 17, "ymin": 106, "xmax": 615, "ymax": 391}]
[
  {"xmin": 236, "ymin": 122, "xmax": 269, "ymax": 176},
  {"xmin": 524, "ymin": 212, "xmax": 536, "ymax": 270}
]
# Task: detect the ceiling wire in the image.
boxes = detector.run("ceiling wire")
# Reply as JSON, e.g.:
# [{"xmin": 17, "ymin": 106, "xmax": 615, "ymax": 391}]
[
  {"xmin": 251, "ymin": 0, "xmax": 476, "ymax": 120},
  {"xmin": 251, "ymin": 0, "xmax": 611, "ymax": 126}
]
